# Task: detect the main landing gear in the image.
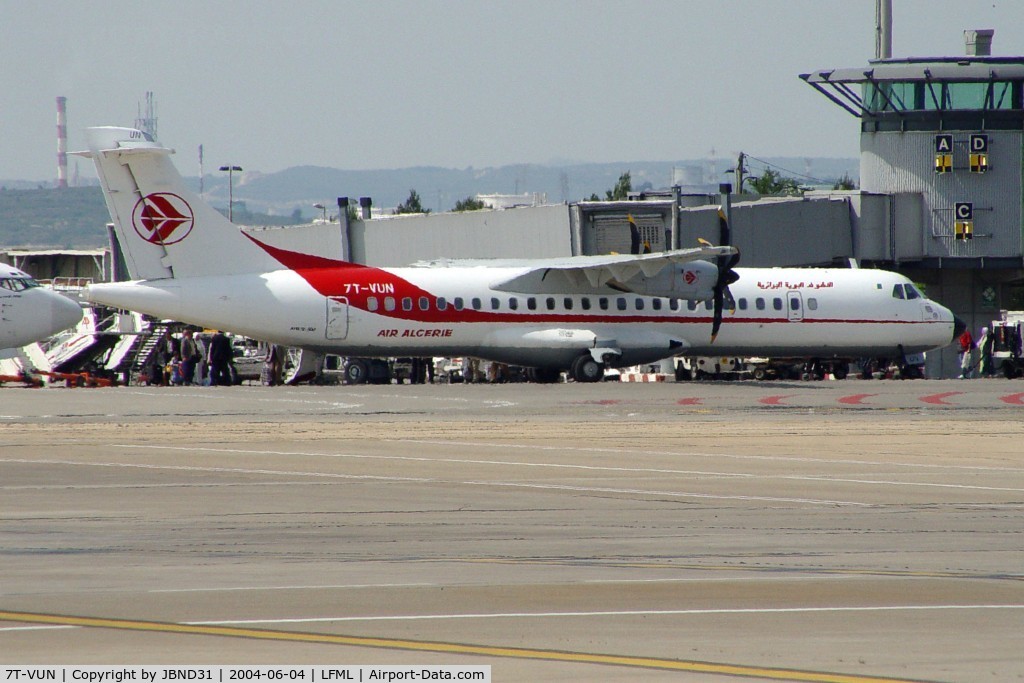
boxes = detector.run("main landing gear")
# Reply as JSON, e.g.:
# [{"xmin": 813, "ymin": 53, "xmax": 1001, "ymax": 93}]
[{"xmin": 570, "ymin": 354, "xmax": 604, "ymax": 383}]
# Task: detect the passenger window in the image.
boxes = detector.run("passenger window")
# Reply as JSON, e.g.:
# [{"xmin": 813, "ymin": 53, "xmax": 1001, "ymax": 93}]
[
  {"xmin": 652, "ymin": 299, "xmax": 662, "ymax": 311},
  {"xmin": 599, "ymin": 297, "xmax": 609, "ymax": 310},
  {"xmin": 669, "ymin": 299, "xmax": 679, "ymax": 311},
  {"xmin": 453, "ymin": 297, "xmax": 464, "ymax": 311},
  {"xmin": 756, "ymin": 297, "xmax": 765, "ymax": 311},
  {"xmin": 508, "ymin": 297, "xmax": 518, "ymax": 310},
  {"xmin": 581, "ymin": 297, "xmax": 591, "ymax": 311},
  {"xmin": 471, "ymin": 297, "xmax": 482, "ymax": 310},
  {"xmin": 384, "ymin": 297, "xmax": 396, "ymax": 312},
  {"xmin": 738, "ymin": 298, "xmax": 748, "ymax": 310},
  {"xmin": 687, "ymin": 300, "xmax": 698, "ymax": 311},
  {"xmin": 807, "ymin": 297, "xmax": 818, "ymax": 310},
  {"xmin": 367, "ymin": 296, "xmax": 379, "ymax": 312},
  {"xmin": 546, "ymin": 297, "xmax": 556, "ymax": 310},
  {"xmin": 419, "ymin": 296, "xmax": 430, "ymax": 311},
  {"xmin": 635, "ymin": 298, "xmax": 645, "ymax": 311},
  {"xmin": 616, "ymin": 297, "xmax": 627, "ymax": 311},
  {"xmin": 402, "ymin": 297, "xmax": 413, "ymax": 311},
  {"xmin": 527, "ymin": 297, "xmax": 537, "ymax": 310},
  {"xmin": 773, "ymin": 298, "xmax": 783, "ymax": 311},
  {"xmin": 491, "ymin": 297, "xmax": 500, "ymax": 310},
  {"xmin": 436, "ymin": 297, "xmax": 448, "ymax": 311},
  {"xmin": 564, "ymin": 297, "xmax": 573, "ymax": 310},
  {"xmin": 704, "ymin": 300, "xmax": 713, "ymax": 311}
]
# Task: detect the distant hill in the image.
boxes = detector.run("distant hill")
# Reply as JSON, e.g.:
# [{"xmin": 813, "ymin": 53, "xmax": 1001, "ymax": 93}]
[
  {"xmin": 223, "ymin": 157, "xmax": 860, "ymax": 215},
  {"xmin": 0, "ymin": 186, "xmax": 110, "ymax": 249},
  {"xmin": 1, "ymin": 157, "xmax": 859, "ymax": 248}
]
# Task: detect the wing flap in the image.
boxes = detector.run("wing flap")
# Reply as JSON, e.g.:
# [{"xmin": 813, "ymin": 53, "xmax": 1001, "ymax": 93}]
[{"xmin": 489, "ymin": 246, "xmax": 734, "ymax": 294}]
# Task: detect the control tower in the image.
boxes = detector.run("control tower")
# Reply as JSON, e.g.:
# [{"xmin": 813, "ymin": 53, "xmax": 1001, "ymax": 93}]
[{"xmin": 801, "ymin": 29, "xmax": 1024, "ymax": 346}]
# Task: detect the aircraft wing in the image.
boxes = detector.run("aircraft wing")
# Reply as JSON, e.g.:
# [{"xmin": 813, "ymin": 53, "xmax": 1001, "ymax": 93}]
[{"xmin": 413, "ymin": 246, "xmax": 736, "ymax": 292}]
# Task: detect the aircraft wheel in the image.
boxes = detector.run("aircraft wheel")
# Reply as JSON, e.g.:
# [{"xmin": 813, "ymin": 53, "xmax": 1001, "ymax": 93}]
[
  {"xmin": 752, "ymin": 367, "xmax": 767, "ymax": 381},
  {"xmin": 344, "ymin": 359, "xmax": 369, "ymax": 385},
  {"xmin": 832, "ymin": 365, "xmax": 848, "ymax": 380},
  {"xmin": 571, "ymin": 355, "xmax": 604, "ymax": 383}
]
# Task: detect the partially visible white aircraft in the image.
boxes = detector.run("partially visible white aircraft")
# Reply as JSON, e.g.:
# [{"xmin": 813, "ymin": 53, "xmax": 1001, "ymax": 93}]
[
  {"xmin": 0, "ymin": 263, "xmax": 84, "ymax": 355},
  {"xmin": 79, "ymin": 127, "xmax": 961, "ymax": 382}
]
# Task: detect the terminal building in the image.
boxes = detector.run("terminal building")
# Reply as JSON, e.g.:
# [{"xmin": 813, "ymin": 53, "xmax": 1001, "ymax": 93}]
[{"xmin": 800, "ymin": 27, "xmax": 1023, "ymax": 377}]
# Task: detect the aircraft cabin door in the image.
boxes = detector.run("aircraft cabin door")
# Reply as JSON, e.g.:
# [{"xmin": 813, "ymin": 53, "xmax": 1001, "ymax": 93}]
[
  {"xmin": 326, "ymin": 297, "xmax": 349, "ymax": 340},
  {"xmin": 786, "ymin": 291, "xmax": 804, "ymax": 322}
]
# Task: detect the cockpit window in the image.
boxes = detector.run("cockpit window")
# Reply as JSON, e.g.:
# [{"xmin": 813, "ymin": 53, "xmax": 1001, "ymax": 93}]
[
  {"xmin": 0, "ymin": 277, "xmax": 39, "ymax": 292},
  {"xmin": 893, "ymin": 283, "xmax": 923, "ymax": 300}
]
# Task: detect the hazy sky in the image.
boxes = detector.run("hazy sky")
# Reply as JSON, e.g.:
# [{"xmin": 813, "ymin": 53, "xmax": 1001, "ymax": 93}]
[{"xmin": 3, "ymin": 1, "xmax": 1020, "ymax": 181}]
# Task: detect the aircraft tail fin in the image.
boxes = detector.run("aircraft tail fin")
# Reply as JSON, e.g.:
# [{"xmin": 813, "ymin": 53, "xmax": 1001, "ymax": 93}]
[{"xmin": 76, "ymin": 127, "xmax": 278, "ymax": 280}]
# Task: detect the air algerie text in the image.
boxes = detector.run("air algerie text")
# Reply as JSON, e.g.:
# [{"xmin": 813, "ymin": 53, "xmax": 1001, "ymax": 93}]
[{"xmin": 377, "ymin": 328, "xmax": 453, "ymax": 337}]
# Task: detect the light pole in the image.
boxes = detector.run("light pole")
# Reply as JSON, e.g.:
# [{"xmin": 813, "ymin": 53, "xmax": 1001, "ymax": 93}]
[
  {"xmin": 219, "ymin": 165, "xmax": 242, "ymax": 221},
  {"xmin": 313, "ymin": 203, "xmax": 327, "ymax": 222}
]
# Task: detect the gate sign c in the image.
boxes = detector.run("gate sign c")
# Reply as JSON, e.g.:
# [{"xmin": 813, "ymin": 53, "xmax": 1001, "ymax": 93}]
[{"xmin": 955, "ymin": 202, "xmax": 973, "ymax": 221}]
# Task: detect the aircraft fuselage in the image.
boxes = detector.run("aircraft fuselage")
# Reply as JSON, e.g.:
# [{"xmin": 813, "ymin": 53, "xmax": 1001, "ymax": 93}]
[{"xmin": 87, "ymin": 263, "xmax": 956, "ymax": 369}]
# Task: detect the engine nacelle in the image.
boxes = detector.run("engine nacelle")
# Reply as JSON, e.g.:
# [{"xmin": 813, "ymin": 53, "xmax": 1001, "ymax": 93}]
[{"xmin": 619, "ymin": 260, "xmax": 718, "ymax": 301}]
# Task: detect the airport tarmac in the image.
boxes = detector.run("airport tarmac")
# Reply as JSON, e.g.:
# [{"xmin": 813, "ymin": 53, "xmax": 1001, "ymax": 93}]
[{"xmin": 2, "ymin": 379, "xmax": 1023, "ymax": 682}]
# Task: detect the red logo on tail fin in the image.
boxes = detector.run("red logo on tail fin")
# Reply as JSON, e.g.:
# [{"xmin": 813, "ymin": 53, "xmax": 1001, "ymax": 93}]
[{"xmin": 132, "ymin": 193, "xmax": 194, "ymax": 245}]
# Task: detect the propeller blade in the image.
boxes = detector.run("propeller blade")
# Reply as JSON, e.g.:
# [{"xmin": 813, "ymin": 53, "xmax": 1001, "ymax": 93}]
[
  {"xmin": 627, "ymin": 215, "xmax": 640, "ymax": 255},
  {"xmin": 717, "ymin": 208, "xmax": 730, "ymax": 246},
  {"xmin": 711, "ymin": 285, "xmax": 725, "ymax": 342},
  {"xmin": 710, "ymin": 208, "xmax": 737, "ymax": 343}
]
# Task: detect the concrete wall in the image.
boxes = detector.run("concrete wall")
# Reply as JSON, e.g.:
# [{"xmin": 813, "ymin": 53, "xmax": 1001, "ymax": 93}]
[
  {"xmin": 350, "ymin": 204, "xmax": 573, "ymax": 266},
  {"xmin": 676, "ymin": 196, "xmax": 854, "ymax": 267}
]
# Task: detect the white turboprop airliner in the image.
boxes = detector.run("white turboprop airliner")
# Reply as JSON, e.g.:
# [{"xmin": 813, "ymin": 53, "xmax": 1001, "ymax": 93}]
[
  {"xmin": 79, "ymin": 127, "xmax": 961, "ymax": 382},
  {"xmin": 0, "ymin": 263, "xmax": 84, "ymax": 355}
]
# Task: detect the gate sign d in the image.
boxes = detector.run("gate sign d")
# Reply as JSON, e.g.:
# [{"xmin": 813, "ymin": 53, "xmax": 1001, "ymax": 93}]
[{"xmin": 969, "ymin": 134, "xmax": 989, "ymax": 173}]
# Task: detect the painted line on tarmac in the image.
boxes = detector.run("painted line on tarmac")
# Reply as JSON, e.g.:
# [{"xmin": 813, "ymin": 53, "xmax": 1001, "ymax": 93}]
[
  {"xmin": 396, "ymin": 439, "xmax": 1024, "ymax": 473},
  {"xmin": 1, "ymin": 455, "xmax": 870, "ymax": 506},
  {"xmin": 190, "ymin": 604, "xmax": 1024, "ymax": 625},
  {"xmin": 458, "ymin": 557, "xmax": 1024, "ymax": 581},
  {"xmin": 0, "ymin": 609, "xmax": 942, "ymax": 683},
  {"xmin": 110, "ymin": 444, "xmax": 1024, "ymax": 496}
]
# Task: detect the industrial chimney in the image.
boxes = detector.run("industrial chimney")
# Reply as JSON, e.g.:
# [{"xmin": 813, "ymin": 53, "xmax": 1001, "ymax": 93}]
[
  {"xmin": 875, "ymin": 0, "xmax": 892, "ymax": 59},
  {"xmin": 56, "ymin": 96, "xmax": 68, "ymax": 188}
]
